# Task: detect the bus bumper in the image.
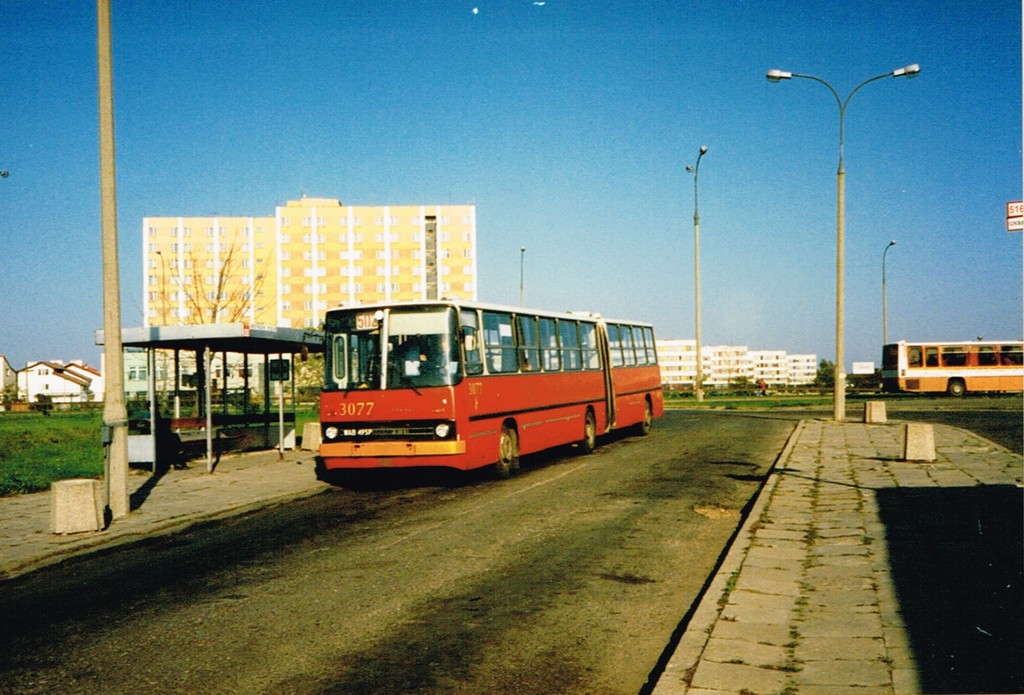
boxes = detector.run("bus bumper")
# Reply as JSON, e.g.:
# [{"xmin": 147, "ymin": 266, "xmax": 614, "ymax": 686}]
[{"xmin": 320, "ymin": 439, "xmax": 466, "ymax": 463}]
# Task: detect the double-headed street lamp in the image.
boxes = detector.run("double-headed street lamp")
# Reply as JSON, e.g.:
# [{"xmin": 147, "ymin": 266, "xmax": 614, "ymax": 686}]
[
  {"xmin": 686, "ymin": 146, "xmax": 708, "ymax": 402},
  {"xmin": 882, "ymin": 240, "xmax": 896, "ymax": 346},
  {"xmin": 766, "ymin": 64, "xmax": 920, "ymax": 422}
]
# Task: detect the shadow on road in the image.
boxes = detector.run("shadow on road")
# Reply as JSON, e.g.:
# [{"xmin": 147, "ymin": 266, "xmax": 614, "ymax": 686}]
[{"xmin": 875, "ymin": 485, "xmax": 1023, "ymax": 694}]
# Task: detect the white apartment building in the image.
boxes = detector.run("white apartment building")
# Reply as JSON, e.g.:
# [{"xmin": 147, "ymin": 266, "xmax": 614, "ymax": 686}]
[
  {"xmin": 656, "ymin": 340, "xmax": 817, "ymax": 390},
  {"xmin": 786, "ymin": 353, "xmax": 819, "ymax": 385}
]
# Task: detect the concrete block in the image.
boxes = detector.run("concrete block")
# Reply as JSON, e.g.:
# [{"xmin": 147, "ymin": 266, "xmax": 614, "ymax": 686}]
[
  {"xmin": 902, "ymin": 422, "xmax": 936, "ymax": 462},
  {"xmin": 864, "ymin": 401, "xmax": 887, "ymax": 424},
  {"xmin": 50, "ymin": 479, "xmax": 104, "ymax": 534},
  {"xmin": 301, "ymin": 422, "xmax": 322, "ymax": 451}
]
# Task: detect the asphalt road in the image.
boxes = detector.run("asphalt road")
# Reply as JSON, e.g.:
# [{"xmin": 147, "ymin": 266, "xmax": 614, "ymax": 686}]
[{"xmin": 0, "ymin": 411, "xmax": 794, "ymax": 695}]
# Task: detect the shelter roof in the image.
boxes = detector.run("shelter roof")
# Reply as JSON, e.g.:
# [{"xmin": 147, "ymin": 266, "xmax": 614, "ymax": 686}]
[{"xmin": 94, "ymin": 323, "xmax": 324, "ymax": 355}]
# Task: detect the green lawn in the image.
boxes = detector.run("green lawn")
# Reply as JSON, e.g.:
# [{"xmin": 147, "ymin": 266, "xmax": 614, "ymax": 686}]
[
  {"xmin": 0, "ymin": 411, "xmax": 105, "ymax": 496},
  {"xmin": 0, "ymin": 406, "xmax": 321, "ymax": 497}
]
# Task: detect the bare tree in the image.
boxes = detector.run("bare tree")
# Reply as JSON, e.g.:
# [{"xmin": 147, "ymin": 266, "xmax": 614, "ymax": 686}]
[{"xmin": 163, "ymin": 236, "xmax": 272, "ymax": 325}]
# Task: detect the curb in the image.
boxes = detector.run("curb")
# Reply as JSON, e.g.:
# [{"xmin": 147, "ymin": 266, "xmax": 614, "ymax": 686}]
[{"xmin": 652, "ymin": 418, "xmax": 806, "ymax": 694}]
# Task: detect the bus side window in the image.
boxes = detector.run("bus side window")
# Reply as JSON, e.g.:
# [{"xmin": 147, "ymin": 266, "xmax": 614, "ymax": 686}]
[
  {"xmin": 560, "ymin": 320, "xmax": 582, "ymax": 370},
  {"xmin": 977, "ymin": 346, "xmax": 997, "ymax": 366},
  {"xmin": 925, "ymin": 347, "xmax": 939, "ymax": 367},
  {"xmin": 461, "ymin": 309, "xmax": 483, "ymax": 376},
  {"xmin": 539, "ymin": 317, "xmax": 560, "ymax": 371},
  {"xmin": 483, "ymin": 311, "xmax": 517, "ymax": 373},
  {"xmin": 580, "ymin": 323, "xmax": 599, "ymax": 369},
  {"xmin": 621, "ymin": 325, "xmax": 637, "ymax": 366},
  {"xmin": 608, "ymin": 324, "xmax": 623, "ymax": 367},
  {"xmin": 644, "ymin": 327, "xmax": 657, "ymax": 364},
  {"xmin": 907, "ymin": 346, "xmax": 923, "ymax": 367},
  {"xmin": 517, "ymin": 315, "xmax": 540, "ymax": 372}
]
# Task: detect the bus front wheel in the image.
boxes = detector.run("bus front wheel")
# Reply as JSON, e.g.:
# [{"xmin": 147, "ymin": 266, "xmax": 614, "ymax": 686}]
[
  {"xmin": 947, "ymin": 379, "xmax": 966, "ymax": 397},
  {"xmin": 495, "ymin": 425, "xmax": 520, "ymax": 479}
]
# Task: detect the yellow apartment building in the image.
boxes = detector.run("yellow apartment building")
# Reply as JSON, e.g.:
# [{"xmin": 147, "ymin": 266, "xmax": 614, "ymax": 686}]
[{"xmin": 143, "ymin": 197, "xmax": 477, "ymax": 328}]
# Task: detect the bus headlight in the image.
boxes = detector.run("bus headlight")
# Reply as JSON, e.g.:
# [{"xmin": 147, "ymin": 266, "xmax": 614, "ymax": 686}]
[
  {"xmin": 324, "ymin": 426, "xmax": 339, "ymax": 440},
  {"xmin": 434, "ymin": 423, "xmax": 451, "ymax": 439}
]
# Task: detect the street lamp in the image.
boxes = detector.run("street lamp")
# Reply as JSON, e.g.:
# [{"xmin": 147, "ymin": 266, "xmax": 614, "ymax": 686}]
[
  {"xmin": 766, "ymin": 64, "xmax": 920, "ymax": 421},
  {"xmin": 686, "ymin": 145, "xmax": 708, "ymax": 402},
  {"xmin": 882, "ymin": 240, "xmax": 896, "ymax": 346},
  {"xmin": 519, "ymin": 246, "xmax": 526, "ymax": 306}
]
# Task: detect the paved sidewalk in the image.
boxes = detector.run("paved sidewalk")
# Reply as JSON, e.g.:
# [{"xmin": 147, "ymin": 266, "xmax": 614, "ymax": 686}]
[
  {"xmin": 0, "ymin": 448, "xmax": 328, "ymax": 580},
  {"xmin": 654, "ymin": 418, "xmax": 1023, "ymax": 695}
]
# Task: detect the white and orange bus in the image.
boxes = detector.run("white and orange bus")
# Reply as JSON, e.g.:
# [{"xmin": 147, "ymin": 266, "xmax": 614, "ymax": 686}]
[
  {"xmin": 318, "ymin": 300, "xmax": 663, "ymax": 478},
  {"xmin": 881, "ymin": 340, "xmax": 1024, "ymax": 396}
]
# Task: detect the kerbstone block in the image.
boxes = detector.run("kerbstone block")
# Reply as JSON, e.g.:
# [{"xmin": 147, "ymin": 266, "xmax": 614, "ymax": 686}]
[
  {"xmin": 50, "ymin": 479, "xmax": 103, "ymax": 534},
  {"xmin": 902, "ymin": 422, "xmax": 936, "ymax": 461},
  {"xmin": 864, "ymin": 401, "xmax": 887, "ymax": 424},
  {"xmin": 301, "ymin": 422, "xmax": 321, "ymax": 451}
]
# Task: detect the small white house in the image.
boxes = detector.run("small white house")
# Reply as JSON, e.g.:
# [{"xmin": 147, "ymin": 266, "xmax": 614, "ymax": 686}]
[{"xmin": 18, "ymin": 360, "xmax": 102, "ymax": 405}]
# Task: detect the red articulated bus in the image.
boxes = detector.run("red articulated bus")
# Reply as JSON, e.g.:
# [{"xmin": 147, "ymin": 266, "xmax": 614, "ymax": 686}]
[{"xmin": 318, "ymin": 300, "xmax": 663, "ymax": 478}]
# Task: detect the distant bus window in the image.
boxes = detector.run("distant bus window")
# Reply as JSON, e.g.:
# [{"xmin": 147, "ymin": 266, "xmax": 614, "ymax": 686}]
[
  {"xmin": 483, "ymin": 311, "xmax": 517, "ymax": 373},
  {"xmin": 925, "ymin": 347, "xmax": 939, "ymax": 367},
  {"xmin": 908, "ymin": 346, "xmax": 923, "ymax": 367},
  {"xmin": 1001, "ymin": 345, "xmax": 1024, "ymax": 365},
  {"xmin": 977, "ymin": 346, "xmax": 997, "ymax": 366},
  {"xmin": 538, "ymin": 317, "xmax": 560, "ymax": 371},
  {"xmin": 941, "ymin": 346, "xmax": 968, "ymax": 367},
  {"xmin": 882, "ymin": 344, "xmax": 899, "ymax": 369},
  {"xmin": 580, "ymin": 322, "xmax": 599, "ymax": 369},
  {"xmin": 560, "ymin": 320, "xmax": 581, "ymax": 370}
]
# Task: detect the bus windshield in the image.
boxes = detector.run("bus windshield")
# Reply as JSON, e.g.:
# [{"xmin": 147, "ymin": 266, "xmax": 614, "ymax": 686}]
[{"xmin": 324, "ymin": 306, "xmax": 460, "ymax": 391}]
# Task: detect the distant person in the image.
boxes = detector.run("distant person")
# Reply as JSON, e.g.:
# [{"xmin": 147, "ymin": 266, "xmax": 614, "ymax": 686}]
[{"xmin": 758, "ymin": 379, "xmax": 768, "ymax": 397}]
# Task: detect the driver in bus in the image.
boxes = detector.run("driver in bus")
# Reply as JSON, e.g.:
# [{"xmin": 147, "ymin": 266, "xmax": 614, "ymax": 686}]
[{"xmin": 397, "ymin": 336, "xmax": 444, "ymax": 380}]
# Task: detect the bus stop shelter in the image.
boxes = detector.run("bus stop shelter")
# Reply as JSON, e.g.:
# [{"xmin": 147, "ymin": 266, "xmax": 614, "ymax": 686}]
[{"xmin": 95, "ymin": 323, "xmax": 324, "ymax": 472}]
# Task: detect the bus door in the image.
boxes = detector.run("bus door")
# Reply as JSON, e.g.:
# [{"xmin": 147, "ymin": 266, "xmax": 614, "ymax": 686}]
[{"xmin": 595, "ymin": 319, "xmax": 616, "ymax": 430}]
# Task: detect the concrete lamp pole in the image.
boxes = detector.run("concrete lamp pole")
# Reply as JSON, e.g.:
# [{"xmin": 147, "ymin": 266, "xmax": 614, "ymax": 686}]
[
  {"xmin": 882, "ymin": 240, "xmax": 896, "ymax": 346},
  {"xmin": 98, "ymin": 0, "xmax": 130, "ymax": 519},
  {"xmin": 766, "ymin": 64, "xmax": 920, "ymax": 422},
  {"xmin": 686, "ymin": 146, "xmax": 708, "ymax": 402}
]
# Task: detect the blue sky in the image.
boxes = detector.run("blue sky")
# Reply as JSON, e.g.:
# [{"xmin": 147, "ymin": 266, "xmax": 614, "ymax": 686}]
[{"xmin": 1, "ymin": 0, "xmax": 1020, "ymax": 370}]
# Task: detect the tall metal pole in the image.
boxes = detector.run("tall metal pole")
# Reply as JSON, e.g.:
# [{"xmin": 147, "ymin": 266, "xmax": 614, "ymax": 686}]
[
  {"xmin": 767, "ymin": 64, "xmax": 919, "ymax": 422},
  {"xmin": 882, "ymin": 240, "xmax": 896, "ymax": 346},
  {"xmin": 686, "ymin": 146, "xmax": 708, "ymax": 402},
  {"xmin": 98, "ymin": 0, "xmax": 129, "ymax": 519},
  {"xmin": 519, "ymin": 246, "xmax": 526, "ymax": 306}
]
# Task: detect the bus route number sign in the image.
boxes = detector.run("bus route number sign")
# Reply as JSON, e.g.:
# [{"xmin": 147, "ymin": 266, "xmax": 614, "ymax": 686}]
[
  {"xmin": 1007, "ymin": 201, "xmax": 1023, "ymax": 232},
  {"xmin": 356, "ymin": 312, "xmax": 380, "ymax": 330},
  {"xmin": 269, "ymin": 359, "xmax": 291, "ymax": 381}
]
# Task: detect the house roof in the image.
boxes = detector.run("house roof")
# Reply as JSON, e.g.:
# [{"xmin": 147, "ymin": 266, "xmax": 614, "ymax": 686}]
[{"xmin": 23, "ymin": 361, "xmax": 92, "ymax": 388}]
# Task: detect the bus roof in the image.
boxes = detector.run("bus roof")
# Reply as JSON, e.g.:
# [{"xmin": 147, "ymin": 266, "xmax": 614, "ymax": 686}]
[
  {"xmin": 324, "ymin": 300, "xmax": 656, "ymax": 328},
  {"xmin": 885, "ymin": 340, "xmax": 1023, "ymax": 347}
]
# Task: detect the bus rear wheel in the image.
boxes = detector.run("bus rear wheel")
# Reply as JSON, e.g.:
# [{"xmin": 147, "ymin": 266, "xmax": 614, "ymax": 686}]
[
  {"xmin": 947, "ymin": 379, "xmax": 966, "ymax": 397},
  {"xmin": 495, "ymin": 425, "xmax": 520, "ymax": 479},
  {"xmin": 579, "ymin": 409, "xmax": 597, "ymax": 454},
  {"xmin": 634, "ymin": 400, "xmax": 653, "ymax": 436}
]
